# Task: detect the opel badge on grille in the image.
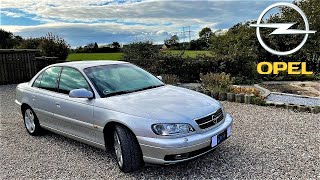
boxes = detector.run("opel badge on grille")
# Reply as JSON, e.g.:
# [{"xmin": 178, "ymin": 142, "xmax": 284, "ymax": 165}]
[{"xmin": 211, "ymin": 115, "xmax": 218, "ymax": 124}]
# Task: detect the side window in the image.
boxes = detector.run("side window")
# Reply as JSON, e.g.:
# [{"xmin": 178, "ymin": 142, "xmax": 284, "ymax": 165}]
[
  {"xmin": 32, "ymin": 71, "xmax": 44, "ymax": 88},
  {"xmin": 39, "ymin": 67, "xmax": 62, "ymax": 91},
  {"xmin": 58, "ymin": 67, "xmax": 90, "ymax": 94}
]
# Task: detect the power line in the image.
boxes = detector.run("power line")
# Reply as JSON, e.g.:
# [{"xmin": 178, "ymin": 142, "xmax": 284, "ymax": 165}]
[{"xmin": 167, "ymin": 26, "xmax": 192, "ymax": 44}]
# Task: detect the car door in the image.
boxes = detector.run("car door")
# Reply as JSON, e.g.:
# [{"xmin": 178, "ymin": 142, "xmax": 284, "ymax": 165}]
[
  {"xmin": 31, "ymin": 66, "xmax": 62, "ymax": 128},
  {"xmin": 53, "ymin": 66, "xmax": 96, "ymax": 142}
]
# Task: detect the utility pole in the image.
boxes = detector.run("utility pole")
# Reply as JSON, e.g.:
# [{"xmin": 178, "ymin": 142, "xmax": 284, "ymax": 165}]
[
  {"xmin": 182, "ymin": 26, "xmax": 191, "ymax": 42},
  {"xmin": 188, "ymin": 26, "xmax": 191, "ymax": 42},
  {"xmin": 170, "ymin": 26, "xmax": 192, "ymax": 43},
  {"xmin": 182, "ymin": 27, "xmax": 185, "ymax": 42}
]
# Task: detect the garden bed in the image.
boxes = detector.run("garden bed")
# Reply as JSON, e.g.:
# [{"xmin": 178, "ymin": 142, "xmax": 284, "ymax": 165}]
[{"xmin": 261, "ymin": 81, "xmax": 320, "ymax": 97}]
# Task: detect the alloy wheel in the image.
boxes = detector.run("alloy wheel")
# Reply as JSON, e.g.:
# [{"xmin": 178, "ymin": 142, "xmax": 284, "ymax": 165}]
[
  {"xmin": 24, "ymin": 109, "xmax": 36, "ymax": 133},
  {"xmin": 114, "ymin": 132, "xmax": 123, "ymax": 167}
]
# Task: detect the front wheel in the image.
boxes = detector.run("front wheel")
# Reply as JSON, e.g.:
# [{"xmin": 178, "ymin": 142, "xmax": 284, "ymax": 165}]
[
  {"xmin": 113, "ymin": 125, "xmax": 144, "ymax": 172},
  {"xmin": 23, "ymin": 107, "xmax": 42, "ymax": 136}
]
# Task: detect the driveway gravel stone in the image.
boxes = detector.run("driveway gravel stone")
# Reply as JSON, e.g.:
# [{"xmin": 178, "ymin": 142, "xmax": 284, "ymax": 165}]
[{"xmin": 1, "ymin": 84, "xmax": 319, "ymax": 179}]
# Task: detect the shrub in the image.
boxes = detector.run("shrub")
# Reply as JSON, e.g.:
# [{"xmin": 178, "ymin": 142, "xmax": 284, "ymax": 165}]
[
  {"xmin": 262, "ymin": 70, "xmax": 317, "ymax": 81},
  {"xmin": 132, "ymin": 56, "xmax": 258, "ymax": 84},
  {"xmin": 252, "ymin": 96, "xmax": 266, "ymax": 106},
  {"xmin": 161, "ymin": 54, "xmax": 258, "ymax": 84},
  {"xmin": 123, "ymin": 41, "xmax": 160, "ymax": 60},
  {"xmin": 16, "ymin": 38, "xmax": 42, "ymax": 57},
  {"xmin": 158, "ymin": 54, "xmax": 204, "ymax": 82},
  {"xmin": 39, "ymin": 33, "xmax": 70, "ymax": 60},
  {"xmin": 18, "ymin": 33, "xmax": 70, "ymax": 60},
  {"xmin": 231, "ymin": 86, "xmax": 260, "ymax": 96},
  {"xmin": 157, "ymin": 53, "xmax": 233, "ymax": 83},
  {"xmin": 162, "ymin": 74, "xmax": 180, "ymax": 85},
  {"xmin": 124, "ymin": 46, "xmax": 259, "ymax": 84},
  {"xmin": 231, "ymin": 86, "xmax": 266, "ymax": 105},
  {"xmin": 0, "ymin": 29, "xmax": 23, "ymax": 49},
  {"xmin": 200, "ymin": 72, "xmax": 234, "ymax": 92},
  {"xmin": 233, "ymin": 75, "xmax": 259, "ymax": 85}
]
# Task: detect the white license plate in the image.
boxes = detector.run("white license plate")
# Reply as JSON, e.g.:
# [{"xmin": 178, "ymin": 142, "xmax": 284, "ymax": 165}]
[{"xmin": 211, "ymin": 126, "xmax": 231, "ymax": 147}]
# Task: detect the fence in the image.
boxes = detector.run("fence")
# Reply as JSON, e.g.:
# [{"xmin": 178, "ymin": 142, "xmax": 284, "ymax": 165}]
[{"xmin": 0, "ymin": 49, "xmax": 63, "ymax": 85}]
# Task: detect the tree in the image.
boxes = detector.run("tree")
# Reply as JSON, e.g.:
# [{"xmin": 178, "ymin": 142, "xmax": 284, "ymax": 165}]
[
  {"xmin": 209, "ymin": 21, "xmax": 259, "ymax": 84},
  {"xmin": 255, "ymin": 0, "xmax": 320, "ymax": 74},
  {"xmin": 281, "ymin": 0, "xmax": 320, "ymax": 73},
  {"xmin": 39, "ymin": 33, "xmax": 70, "ymax": 60},
  {"xmin": 123, "ymin": 41, "xmax": 160, "ymax": 60},
  {"xmin": 199, "ymin": 27, "xmax": 213, "ymax": 44},
  {"xmin": 171, "ymin": 35, "xmax": 179, "ymax": 42},
  {"xmin": 84, "ymin": 43, "xmax": 96, "ymax": 52},
  {"xmin": 206, "ymin": 0, "xmax": 320, "ymax": 82},
  {"xmin": 0, "ymin": 30, "xmax": 70, "ymax": 60},
  {"xmin": 164, "ymin": 35, "xmax": 179, "ymax": 47},
  {"xmin": 189, "ymin": 39, "xmax": 207, "ymax": 50},
  {"xmin": 111, "ymin": 42, "xmax": 121, "ymax": 50},
  {"xmin": 17, "ymin": 37, "xmax": 43, "ymax": 57},
  {"xmin": 74, "ymin": 46, "xmax": 84, "ymax": 53},
  {"xmin": 0, "ymin": 29, "xmax": 23, "ymax": 49},
  {"xmin": 94, "ymin": 42, "xmax": 99, "ymax": 50},
  {"xmin": 17, "ymin": 38, "xmax": 42, "ymax": 49},
  {"xmin": 86, "ymin": 43, "xmax": 95, "ymax": 49},
  {"xmin": 300, "ymin": 0, "xmax": 320, "ymax": 73}
]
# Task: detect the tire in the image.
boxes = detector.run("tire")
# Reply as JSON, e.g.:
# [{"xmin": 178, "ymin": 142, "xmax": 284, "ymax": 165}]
[
  {"xmin": 23, "ymin": 106, "xmax": 42, "ymax": 136},
  {"xmin": 113, "ymin": 125, "xmax": 144, "ymax": 172}
]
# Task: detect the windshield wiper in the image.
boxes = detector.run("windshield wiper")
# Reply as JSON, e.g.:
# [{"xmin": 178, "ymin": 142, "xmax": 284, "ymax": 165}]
[
  {"xmin": 102, "ymin": 84, "xmax": 165, "ymax": 98},
  {"xmin": 131, "ymin": 84, "xmax": 165, "ymax": 93},
  {"xmin": 102, "ymin": 90, "xmax": 134, "ymax": 97}
]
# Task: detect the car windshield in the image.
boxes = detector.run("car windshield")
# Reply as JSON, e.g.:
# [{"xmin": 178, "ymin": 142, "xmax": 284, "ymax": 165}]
[{"xmin": 84, "ymin": 63, "xmax": 164, "ymax": 97}]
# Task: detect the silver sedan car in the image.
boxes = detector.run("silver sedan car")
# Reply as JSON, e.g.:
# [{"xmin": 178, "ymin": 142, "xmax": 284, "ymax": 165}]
[{"xmin": 15, "ymin": 61, "xmax": 233, "ymax": 172}]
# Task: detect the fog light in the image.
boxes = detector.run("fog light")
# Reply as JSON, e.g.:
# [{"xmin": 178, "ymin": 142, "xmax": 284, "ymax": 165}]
[{"xmin": 174, "ymin": 153, "xmax": 189, "ymax": 160}]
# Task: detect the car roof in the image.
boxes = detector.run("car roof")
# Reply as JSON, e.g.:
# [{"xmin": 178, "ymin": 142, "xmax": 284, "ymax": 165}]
[{"xmin": 52, "ymin": 60, "xmax": 129, "ymax": 70}]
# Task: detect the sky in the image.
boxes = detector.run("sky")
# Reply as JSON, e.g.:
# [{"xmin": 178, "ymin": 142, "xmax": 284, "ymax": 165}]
[{"xmin": 0, "ymin": 0, "xmax": 292, "ymax": 47}]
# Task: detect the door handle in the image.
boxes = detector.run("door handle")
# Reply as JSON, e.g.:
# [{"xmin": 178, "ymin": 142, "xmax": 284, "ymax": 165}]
[
  {"xmin": 32, "ymin": 96, "xmax": 36, "ymax": 101},
  {"xmin": 55, "ymin": 102, "xmax": 60, "ymax": 108}
]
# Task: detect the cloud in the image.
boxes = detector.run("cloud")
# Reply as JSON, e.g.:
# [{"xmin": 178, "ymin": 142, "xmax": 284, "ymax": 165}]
[
  {"xmin": 1, "ymin": 11, "xmax": 24, "ymax": 18},
  {"xmin": 0, "ymin": 22, "xmax": 178, "ymax": 47},
  {"xmin": 0, "ymin": 0, "xmax": 293, "ymax": 46}
]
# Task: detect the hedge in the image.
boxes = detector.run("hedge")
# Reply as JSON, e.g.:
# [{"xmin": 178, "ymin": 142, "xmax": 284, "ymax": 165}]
[{"xmin": 127, "ymin": 55, "xmax": 258, "ymax": 84}]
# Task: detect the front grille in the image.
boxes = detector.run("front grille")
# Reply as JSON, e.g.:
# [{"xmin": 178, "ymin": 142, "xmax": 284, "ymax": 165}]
[{"xmin": 195, "ymin": 108, "xmax": 224, "ymax": 129}]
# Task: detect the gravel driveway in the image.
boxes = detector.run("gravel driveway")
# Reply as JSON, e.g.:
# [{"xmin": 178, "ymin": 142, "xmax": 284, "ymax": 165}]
[{"xmin": 1, "ymin": 84, "xmax": 319, "ymax": 179}]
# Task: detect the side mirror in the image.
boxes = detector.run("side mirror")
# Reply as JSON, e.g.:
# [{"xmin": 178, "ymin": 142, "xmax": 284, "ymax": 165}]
[
  {"xmin": 69, "ymin": 88, "xmax": 93, "ymax": 99},
  {"xmin": 157, "ymin": 76, "xmax": 163, "ymax": 81}
]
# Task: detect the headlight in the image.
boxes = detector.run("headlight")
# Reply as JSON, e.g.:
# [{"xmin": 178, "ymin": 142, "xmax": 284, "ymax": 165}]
[
  {"xmin": 218, "ymin": 102, "xmax": 225, "ymax": 116},
  {"xmin": 151, "ymin": 123, "xmax": 195, "ymax": 136},
  {"xmin": 220, "ymin": 104, "xmax": 225, "ymax": 115},
  {"xmin": 220, "ymin": 103, "xmax": 226, "ymax": 118}
]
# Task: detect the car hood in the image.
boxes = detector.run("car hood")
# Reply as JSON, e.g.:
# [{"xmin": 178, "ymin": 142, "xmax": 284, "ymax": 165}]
[{"xmin": 99, "ymin": 85, "xmax": 221, "ymax": 122}]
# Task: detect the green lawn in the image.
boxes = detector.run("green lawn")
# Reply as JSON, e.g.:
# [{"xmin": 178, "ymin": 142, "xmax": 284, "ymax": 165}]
[
  {"xmin": 67, "ymin": 50, "xmax": 211, "ymax": 61},
  {"xmin": 67, "ymin": 53, "xmax": 123, "ymax": 61}
]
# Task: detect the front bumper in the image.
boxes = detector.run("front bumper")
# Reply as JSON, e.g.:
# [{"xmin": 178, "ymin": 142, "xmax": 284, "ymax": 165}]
[
  {"xmin": 15, "ymin": 99, "xmax": 22, "ymax": 116},
  {"xmin": 137, "ymin": 113, "xmax": 234, "ymax": 165}
]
